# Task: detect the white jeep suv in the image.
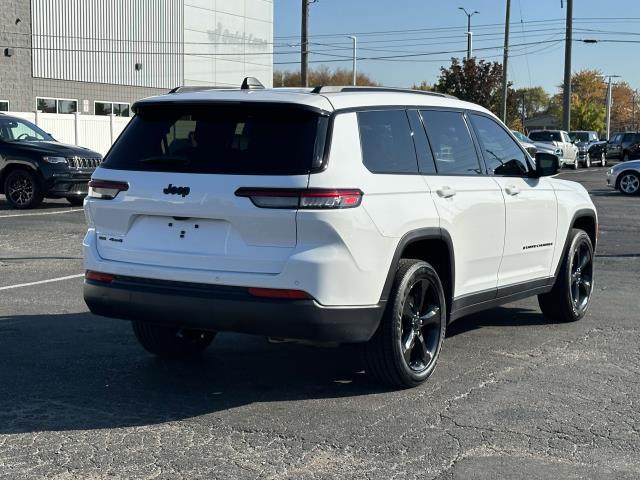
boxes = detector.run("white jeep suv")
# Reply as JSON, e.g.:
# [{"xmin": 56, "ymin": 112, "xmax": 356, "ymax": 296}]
[{"xmin": 83, "ymin": 81, "xmax": 597, "ymax": 388}]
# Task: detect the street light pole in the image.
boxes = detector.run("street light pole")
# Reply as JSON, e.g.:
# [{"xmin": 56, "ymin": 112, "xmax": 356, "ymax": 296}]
[
  {"xmin": 348, "ymin": 35, "xmax": 357, "ymax": 86},
  {"xmin": 458, "ymin": 7, "xmax": 479, "ymax": 59}
]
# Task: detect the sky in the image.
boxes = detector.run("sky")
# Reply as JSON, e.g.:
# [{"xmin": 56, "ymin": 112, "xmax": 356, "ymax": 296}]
[{"xmin": 273, "ymin": 0, "xmax": 640, "ymax": 94}]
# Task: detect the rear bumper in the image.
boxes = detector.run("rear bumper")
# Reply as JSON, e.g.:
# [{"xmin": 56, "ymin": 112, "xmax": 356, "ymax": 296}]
[{"xmin": 84, "ymin": 276, "xmax": 383, "ymax": 343}]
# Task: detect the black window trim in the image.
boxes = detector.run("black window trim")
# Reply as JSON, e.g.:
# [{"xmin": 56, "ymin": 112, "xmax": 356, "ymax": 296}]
[{"xmin": 467, "ymin": 111, "xmax": 535, "ymax": 177}]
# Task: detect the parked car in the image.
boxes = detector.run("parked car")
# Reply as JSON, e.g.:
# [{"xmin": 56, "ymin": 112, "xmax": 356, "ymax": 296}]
[
  {"xmin": 568, "ymin": 130, "xmax": 607, "ymax": 167},
  {"xmin": 606, "ymin": 160, "xmax": 640, "ymax": 195},
  {"xmin": 605, "ymin": 132, "xmax": 640, "ymax": 162},
  {"xmin": 0, "ymin": 114, "xmax": 102, "ymax": 208},
  {"xmin": 511, "ymin": 130, "xmax": 563, "ymax": 158},
  {"xmin": 83, "ymin": 80, "xmax": 598, "ymax": 388},
  {"xmin": 528, "ymin": 129, "xmax": 580, "ymax": 168}
]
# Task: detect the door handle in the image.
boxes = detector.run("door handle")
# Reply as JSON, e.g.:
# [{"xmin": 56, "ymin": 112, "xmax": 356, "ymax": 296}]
[
  {"xmin": 505, "ymin": 185, "xmax": 521, "ymax": 196},
  {"xmin": 436, "ymin": 186, "xmax": 456, "ymax": 198}
]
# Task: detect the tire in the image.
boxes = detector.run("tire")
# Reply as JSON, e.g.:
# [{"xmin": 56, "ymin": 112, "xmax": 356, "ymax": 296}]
[
  {"xmin": 623, "ymin": 152, "xmax": 630, "ymax": 162},
  {"xmin": 585, "ymin": 154, "xmax": 591, "ymax": 168},
  {"xmin": 363, "ymin": 259, "xmax": 446, "ymax": 388},
  {"xmin": 3, "ymin": 169, "xmax": 44, "ymax": 209},
  {"xmin": 132, "ymin": 321, "xmax": 215, "ymax": 358},
  {"xmin": 601, "ymin": 152, "xmax": 607, "ymax": 167},
  {"xmin": 538, "ymin": 229, "xmax": 594, "ymax": 322},
  {"xmin": 66, "ymin": 196, "xmax": 86, "ymax": 206},
  {"xmin": 572, "ymin": 158, "xmax": 579, "ymax": 170},
  {"xmin": 618, "ymin": 172, "xmax": 640, "ymax": 195}
]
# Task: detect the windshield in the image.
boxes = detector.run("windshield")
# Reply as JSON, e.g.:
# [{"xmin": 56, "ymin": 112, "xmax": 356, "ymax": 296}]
[
  {"xmin": 569, "ymin": 131, "xmax": 590, "ymax": 142},
  {"xmin": 529, "ymin": 131, "xmax": 561, "ymax": 142},
  {"xmin": 103, "ymin": 103, "xmax": 328, "ymax": 175},
  {"xmin": 511, "ymin": 130, "xmax": 531, "ymax": 143},
  {"xmin": 0, "ymin": 117, "xmax": 53, "ymax": 142}
]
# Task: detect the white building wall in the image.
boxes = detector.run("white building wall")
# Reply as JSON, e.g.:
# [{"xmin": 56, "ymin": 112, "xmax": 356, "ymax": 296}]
[
  {"xmin": 31, "ymin": 0, "xmax": 184, "ymax": 89},
  {"xmin": 184, "ymin": 0, "xmax": 273, "ymax": 87}
]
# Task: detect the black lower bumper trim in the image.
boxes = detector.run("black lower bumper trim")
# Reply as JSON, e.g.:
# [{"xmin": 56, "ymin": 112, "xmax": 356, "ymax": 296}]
[{"xmin": 84, "ymin": 277, "xmax": 383, "ymax": 343}]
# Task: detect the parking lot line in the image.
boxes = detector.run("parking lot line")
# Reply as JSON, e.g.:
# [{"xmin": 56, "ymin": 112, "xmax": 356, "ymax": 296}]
[
  {"xmin": 0, "ymin": 273, "xmax": 84, "ymax": 291},
  {"xmin": 0, "ymin": 208, "xmax": 83, "ymax": 219}
]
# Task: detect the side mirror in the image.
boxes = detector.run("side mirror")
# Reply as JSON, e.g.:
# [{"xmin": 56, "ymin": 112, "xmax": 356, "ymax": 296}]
[{"xmin": 533, "ymin": 152, "xmax": 560, "ymax": 177}]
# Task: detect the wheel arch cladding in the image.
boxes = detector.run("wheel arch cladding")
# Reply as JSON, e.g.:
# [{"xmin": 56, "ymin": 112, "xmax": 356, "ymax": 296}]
[
  {"xmin": 380, "ymin": 228, "xmax": 455, "ymax": 318},
  {"xmin": 572, "ymin": 210, "xmax": 597, "ymax": 248}
]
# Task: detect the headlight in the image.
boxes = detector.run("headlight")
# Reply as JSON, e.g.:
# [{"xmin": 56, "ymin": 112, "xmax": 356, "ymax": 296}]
[{"xmin": 42, "ymin": 156, "xmax": 67, "ymax": 164}]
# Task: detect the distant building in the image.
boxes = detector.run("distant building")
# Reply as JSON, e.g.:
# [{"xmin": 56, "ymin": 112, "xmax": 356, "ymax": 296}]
[
  {"xmin": 524, "ymin": 113, "xmax": 559, "ymax": 132},
  {"xmin": 0, "ymin": 0, "xmax": 273, "ymax": 115}
]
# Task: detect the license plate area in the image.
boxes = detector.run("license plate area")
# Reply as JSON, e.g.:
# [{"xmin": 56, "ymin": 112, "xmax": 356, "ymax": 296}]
[{"xmin": 125, "ymin": 216, "xmax": 230, "ymax": 255}]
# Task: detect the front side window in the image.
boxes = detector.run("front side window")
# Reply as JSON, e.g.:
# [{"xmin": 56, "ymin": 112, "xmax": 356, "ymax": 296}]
[
  {"xmin": 470, "ymin": 114, "xmax": 530, "ymax": 176},
  {"xmin": 420, "ymin": 110, "xmax": 481, "ymax": 175},
  {"xmin": 562, "ymin": 132, "xmax": 571, "ymax": 143},
  {"xmin": 623, "ymin": 133, "xmax": 636, "ymax": 143},
  {"xmin": 0, "ymin": 117, "xmax": 52, "ymax": 142},
  {"xmin": 0, "ymin": 101, "xmax": 8, "ymax": 112},
  {"xmin": 357, "ymin": 110, "xmax": 418, "ymax": 174}
]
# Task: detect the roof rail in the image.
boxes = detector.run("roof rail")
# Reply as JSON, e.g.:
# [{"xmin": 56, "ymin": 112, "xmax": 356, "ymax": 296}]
[
  {"xmin": 310, "ymin": 86, "xmax": 457, "ymax": 99},
  {"xmin": 168, "ymin": 86, "xmax": 235, "ymax": 94}
]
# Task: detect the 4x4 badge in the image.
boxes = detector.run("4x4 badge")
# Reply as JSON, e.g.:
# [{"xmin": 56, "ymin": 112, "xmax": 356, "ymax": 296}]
[{"xmin": 163, "ymin": 184, "xmax": 190, "ymax": 197}]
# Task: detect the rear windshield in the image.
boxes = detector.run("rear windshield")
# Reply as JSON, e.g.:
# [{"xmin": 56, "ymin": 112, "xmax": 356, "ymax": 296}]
[
  {"xmin": 529, "ymin": 131, "xmax": 561, "ymax": 142},
  {"xmin": 102, "ymin": 103, "xmax": 328, "ymax": 175}
]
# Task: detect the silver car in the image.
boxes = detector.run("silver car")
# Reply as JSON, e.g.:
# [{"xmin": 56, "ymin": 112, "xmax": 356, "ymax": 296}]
[
  {"xmin": 606, "ymin": 160, "xmax": 640, "ymax": 195},
  {"xmin": 511, "ymin": 130, "xmax": 563, "ymax": 158}
]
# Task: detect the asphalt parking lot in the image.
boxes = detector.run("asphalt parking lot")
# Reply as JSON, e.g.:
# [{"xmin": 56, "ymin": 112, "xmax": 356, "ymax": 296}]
[{"xmin": 0, "ymin": 167, "xmax": 638, "ymax": 479}]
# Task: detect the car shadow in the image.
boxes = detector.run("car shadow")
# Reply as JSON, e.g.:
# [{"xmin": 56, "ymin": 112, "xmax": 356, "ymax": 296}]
[
  {"xmin": 0, "ymin": 312, "xmax": 389, "ymax": 435},
  {"xmin": 0, "ymin": 195, "xmax": 75, "ymax": 212},
  {"xmin": 1, "ymin": 307, "xmax": 553, "ymax": 435},
  {"xmin": 446, "ymin": 306, "xmax": 552, "ymax": 337}
]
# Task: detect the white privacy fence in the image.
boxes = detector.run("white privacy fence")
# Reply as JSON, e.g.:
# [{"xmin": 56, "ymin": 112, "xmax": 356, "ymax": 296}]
[{"xmin": 7, "ymin": 111, "xmax": 131, "ymax": 156}]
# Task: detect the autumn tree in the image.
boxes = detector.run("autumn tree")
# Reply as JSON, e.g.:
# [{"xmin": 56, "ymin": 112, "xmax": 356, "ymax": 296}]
[
  {"xmin": 514, "ymin": 87, "xmax": 551, "ymax": 118},
  {"xmin": 611, "ymin": 82, "xmax": 639, "ymax": 132},
  {"xmin": 553, "ymin": 69, "xmax": 606, "ymax": 132},
  {"xmin": 273, "ymin": 65, "xmax": 378, "ymax": 87},
  {"xmin": 432, "ymin": 58, "xmax": 520, "ymax": 128}
]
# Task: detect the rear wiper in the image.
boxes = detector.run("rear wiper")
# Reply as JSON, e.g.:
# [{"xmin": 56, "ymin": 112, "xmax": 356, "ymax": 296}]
[{"xmin": 140, "ymin": 156, "xmax": 191, "ymax": 165}]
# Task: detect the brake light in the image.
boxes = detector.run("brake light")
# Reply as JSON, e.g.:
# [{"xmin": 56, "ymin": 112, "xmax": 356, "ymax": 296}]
[
  {"xmin": 235, "ymin": 188, "xmax": 363, "ymax": 209},
  {"xmin": 88, "ymin": 179, "xmax": 129, "ymax": 200},
  {"xmin": 85, "ymin": 271, "xmax": 115, "ymax": 283},
  {"xmin": 247, "ymin": 287, "xmax": 313, "ymax": 299}
]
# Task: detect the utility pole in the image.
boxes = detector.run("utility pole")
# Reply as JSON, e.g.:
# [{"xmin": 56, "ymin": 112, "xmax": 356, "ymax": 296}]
[
  {"xmin": 521, "ymin": 92, "xmax": 526, "ymax": 132},
  {"xmin": 348, "ymin": 35, "xmax": 357, "ymax": 86},
  {"xmin": 458, "ymin": 7, "xmax": 479, "ymax": 60},
  {"xmin": 301, "ymin": 0, "xmax": 309, "ymax": 87},
  {"xmin": 562, "ymin": 0, "xmax": 573, "ymax": 131},
  {"xmin": 501, "ymin": 0, "xmax": 511, "ymax": 123},
  {"xmin": 604, "ymin": 75, "xmax": 620, "ymax": 139}
]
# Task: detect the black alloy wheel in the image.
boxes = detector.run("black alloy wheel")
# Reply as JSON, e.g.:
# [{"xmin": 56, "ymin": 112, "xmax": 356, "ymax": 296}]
[
  {"xmin": 3, "ymin": 169, "xmax": 43, "ymax": 209},
  {"xmin": 364, "ymin": 259, "xmax": 446, "ymax": 388},
  {"xmin": 538, "ymin": 229, "xmax": 594, "ymax": 322},
  {"xmin": 400, "ymin": 278, "xmax": 442, "ymax": 373}
]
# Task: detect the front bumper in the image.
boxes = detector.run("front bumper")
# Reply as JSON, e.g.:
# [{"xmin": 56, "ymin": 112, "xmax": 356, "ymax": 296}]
[
  {"xmin": 606, "ymin": 169, "xmax": 619, "ymax": 188},
  {"xmin": 44, "ymin": 170, "xmax": 93, "ymax": 197},
  {"xmin": 84, "ymin": 276, "xmax": 384, "ymax": 343}
]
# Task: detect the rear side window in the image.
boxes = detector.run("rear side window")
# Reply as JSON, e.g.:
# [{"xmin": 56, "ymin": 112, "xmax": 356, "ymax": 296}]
[
  {"xmin": 102, "ymin": 103, "xmax": 327, "ymax": 175},
  {"xmin": 420, "ymin": 110, "xmax": 482, "ymax": 175},
  {"xmin": 357, "ymin": 110, "xmax": 418, "ymax": 174}
]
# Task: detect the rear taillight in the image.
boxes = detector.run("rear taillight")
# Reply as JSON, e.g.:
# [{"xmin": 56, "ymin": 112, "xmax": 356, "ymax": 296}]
[
  {"xmin": 235, "ymin": 188, "xmax": 363, "ymax": 209},
  {"xmin": 247, "ymin": 287, "xmax": 313, "ymax": 300},
  {"xmin": 88, "ymin": 179, "xmax": 129, "ymax": 200},
  {"xmin": 85, "ymin": 271, "xmax": 114, "ymax": 283}
]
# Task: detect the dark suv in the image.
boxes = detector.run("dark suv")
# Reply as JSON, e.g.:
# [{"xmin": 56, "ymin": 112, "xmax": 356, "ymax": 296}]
[
  {"xmin": 0, "ymin": 114, "xmax": 102, "ymax": 208},
  {"xmin": 568, "ymin": 130, "xmax": 607, "ymax": 167},
  {"xmin": 606, "ymin": 132, "xmax": 640, "ymax": 162}
]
